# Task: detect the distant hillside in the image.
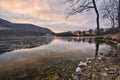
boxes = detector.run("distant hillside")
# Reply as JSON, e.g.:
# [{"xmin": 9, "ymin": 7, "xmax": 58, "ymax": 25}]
[{"xmin": 0, "ymin": 18, "xmax": 54, "ymax": 37}]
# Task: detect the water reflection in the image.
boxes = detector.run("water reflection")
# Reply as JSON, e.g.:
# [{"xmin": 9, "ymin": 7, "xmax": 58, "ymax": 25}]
[
  {"xmin": 95, "ymin": 42, "xmax": 100, "ymax": 57},
  {"xmin": 56, "ymin": 37, "xmax": 107, "ymax": 57},
  {"xmin": 0, "ymin": 37, "xmax": 111, "ymax": 65},
  {"xmin": 0, "ymin": 36, "xmax": 54, "ymax": 54},
  {"xmin": 0, "ymin": 37, "xmax": 113, "ymax": 80},
  {"xmin": 56, "ymin": 37, "xmax": 95, "ymax": 43}
]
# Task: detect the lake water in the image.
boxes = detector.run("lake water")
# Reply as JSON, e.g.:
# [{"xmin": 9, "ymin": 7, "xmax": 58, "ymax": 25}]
[{"xmin": 0, "ymin": 37, "xmax": 114, "ymax": 80}]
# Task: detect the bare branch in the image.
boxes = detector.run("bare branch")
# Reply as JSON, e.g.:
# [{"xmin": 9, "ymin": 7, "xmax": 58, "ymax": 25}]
[
  {"xmin": 66, "ymin": 0, "xmax": 94, "ymax": 16},
  {"xmin": 65, "ymin": 0, "xmax": 101, "ymax": 35}
]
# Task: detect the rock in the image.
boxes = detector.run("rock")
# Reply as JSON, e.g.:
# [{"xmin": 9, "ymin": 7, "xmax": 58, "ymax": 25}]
[
  {"xmin": 78, "ymin": 62, "xmax": 87, "ymax": 67},
  {"xmin": 98, "ymin": 57, "xmax": 102, "ymax": 60},
  {"xmin": 86, "ymin": 60, "xmax": 92, "ymax": 64},
  {"xmin": 100, "ymin": 72, "xmax": 108, "ymax": 76},
  {"xmin": 76, "ymin": 67, "xmax": 81, "ymax": 73},
  {"xmin": 104, "ymin": 67, "xmax": 109, "ymax": 71},
  {"xmin": 107, "ymin": 71, "xmax": 116, "ymax": 74}
]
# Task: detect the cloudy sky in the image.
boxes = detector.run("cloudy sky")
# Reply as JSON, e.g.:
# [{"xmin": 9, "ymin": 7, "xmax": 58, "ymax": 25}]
[{"xmin": 0, "ymin": 0, "xmax": 107, "ymax": 33}]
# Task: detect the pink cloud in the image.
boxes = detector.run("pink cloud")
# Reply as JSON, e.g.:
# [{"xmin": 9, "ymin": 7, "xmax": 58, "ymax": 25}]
[{"xmin": 0, "ymin": 0, "xmax": 105, "ymax": 32}]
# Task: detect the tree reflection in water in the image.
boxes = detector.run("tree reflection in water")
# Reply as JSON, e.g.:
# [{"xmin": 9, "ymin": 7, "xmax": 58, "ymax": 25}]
[{"xmin": 95, "ymin": 42, "xmax": 100, "ymax": 58}]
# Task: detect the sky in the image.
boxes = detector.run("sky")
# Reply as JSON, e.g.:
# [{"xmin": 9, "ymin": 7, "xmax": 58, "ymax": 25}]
[{"xmin": 0, "ymin": 0, "xmax": 107, "ymax": 33}]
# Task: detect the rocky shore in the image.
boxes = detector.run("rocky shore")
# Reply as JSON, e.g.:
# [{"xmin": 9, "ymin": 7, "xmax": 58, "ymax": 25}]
[
  {"xmin": 96, "ymin": 33, "xmax": 120, "ymax": 43},
  {"xmin": 77, "ymin": 50, "xmax": 120, "ymax": 80}
]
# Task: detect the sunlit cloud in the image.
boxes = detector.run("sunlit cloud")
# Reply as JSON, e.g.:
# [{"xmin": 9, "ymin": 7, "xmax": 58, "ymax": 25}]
[{"xmin": 0, "ymin": 0, "xmax": 105, "ymax": 32}]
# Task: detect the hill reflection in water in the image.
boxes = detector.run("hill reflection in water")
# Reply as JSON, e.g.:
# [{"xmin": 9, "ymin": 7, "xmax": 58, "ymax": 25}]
[{"xmin": 0, "ymin": 36, "xmax": 54, "ymax": 54}]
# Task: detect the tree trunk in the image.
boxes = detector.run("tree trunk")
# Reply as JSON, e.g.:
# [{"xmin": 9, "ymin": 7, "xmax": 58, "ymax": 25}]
[
  {"xmin": 111, "ymin": 18, "xmax": 115, "ymax": 34},
  {"xmin": 92, "ymin": 0, "xmax": 100, "ymax": 35}
]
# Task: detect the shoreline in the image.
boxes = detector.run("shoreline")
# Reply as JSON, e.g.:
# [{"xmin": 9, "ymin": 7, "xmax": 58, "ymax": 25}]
[
  {"xmin": 77, "ymin": 50, "xmax": 120, "ymax": 80},
  {"xmin": 76, "ymin": 33, "xmax": 120, "ymax": 80},
  {"xmin": 95, "ymin": 33, "xmax": 120, "ymax": 44}
]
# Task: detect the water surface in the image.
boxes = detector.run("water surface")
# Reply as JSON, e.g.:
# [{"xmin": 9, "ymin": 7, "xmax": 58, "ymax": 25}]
[{"xmin": 0, "ymin": 37, "xmax": 114, "ymax": 80}]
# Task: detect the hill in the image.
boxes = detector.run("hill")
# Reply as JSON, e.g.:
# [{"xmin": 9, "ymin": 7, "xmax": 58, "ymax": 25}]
[{"xmin": 0, "ymin": 18, "xmax": 54, "ymax": 37}]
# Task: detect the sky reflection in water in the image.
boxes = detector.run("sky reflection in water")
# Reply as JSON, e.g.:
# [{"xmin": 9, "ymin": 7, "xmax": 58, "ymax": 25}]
[{"xmin": 0, "ymin": 37, "xmax": 111, "ymax": 69}]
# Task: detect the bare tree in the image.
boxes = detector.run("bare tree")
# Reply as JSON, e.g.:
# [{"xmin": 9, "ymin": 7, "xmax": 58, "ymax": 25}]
[
  {"xmin": 65, "ymin": 0, "xmax": 100, "ymax": 35},
  {"xmin": 102, "ymin": 0, "xmax": 120, "ymax": 32},
  {"xmin": 101, "ymin": 0, "xmax": 119, "ymax": 33}
]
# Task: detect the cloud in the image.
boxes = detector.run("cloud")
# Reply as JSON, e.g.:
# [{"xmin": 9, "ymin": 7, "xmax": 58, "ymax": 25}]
[{"xmin": 0, "ymin": 0, "xmax": 104, "ymax": 32}]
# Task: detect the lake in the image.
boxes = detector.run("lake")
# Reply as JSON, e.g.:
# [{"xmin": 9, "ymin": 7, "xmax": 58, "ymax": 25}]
[{"xmin": 0, "ymin": 37, "xmax": 115, "ymax": 80}]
